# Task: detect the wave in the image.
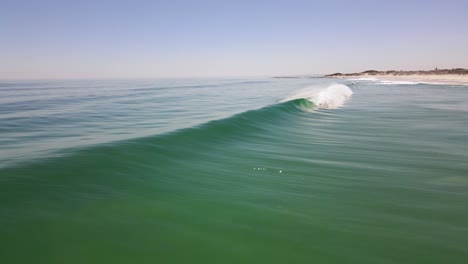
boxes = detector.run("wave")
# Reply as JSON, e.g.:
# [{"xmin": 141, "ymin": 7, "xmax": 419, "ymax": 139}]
[
  {"xmin": 377, "ymin": 80, "xmax": 420, "ymax": 85},
  {"xmin": 0, "ymin": 98, "xmax": 317, "ymax": 169},
  {"xmin": 176, "ymin": 84, "xmax": 354, "ymax": 141},
  {"xmin": 348, "ymin": 79, "xmax": 421, "ymax": 85},
  {"xmin": 346, "ymin": 78, "xmax": 420, "ymax": 85},
  {"xmin": 281, "ymin": 84, "xmax": 353, "ymax": 109},
  {"xmin": 1, "ymin": 84, "xmax": 353, "ymax": 169},
  {"xmin": 95, "ymin": 84, "xmax": 353, "ymax": 148}
]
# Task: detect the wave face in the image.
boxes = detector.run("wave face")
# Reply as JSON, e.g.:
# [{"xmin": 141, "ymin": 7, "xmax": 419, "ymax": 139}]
[
  {"xmin": 2, "ymin": 78, "xmax": 468, "ymax": 263},
  {"xmin": 281, "ymin": 84, "xmax": 353, "ymax": 109},
  {"xmin": 0, "ymin": 78, "xmax": 296, "ymax": 167}
]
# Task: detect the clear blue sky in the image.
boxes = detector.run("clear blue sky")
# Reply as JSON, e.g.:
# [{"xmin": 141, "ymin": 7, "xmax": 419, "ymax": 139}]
[{"xmin": 1, "ymin": 0, "xmax": 467, "ymax": 79}]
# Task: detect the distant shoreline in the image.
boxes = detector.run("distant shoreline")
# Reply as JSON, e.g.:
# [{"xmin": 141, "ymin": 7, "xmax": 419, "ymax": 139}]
[{"xmin": 324, "ymin": 68, "xmax": 468, "ymax": 85}]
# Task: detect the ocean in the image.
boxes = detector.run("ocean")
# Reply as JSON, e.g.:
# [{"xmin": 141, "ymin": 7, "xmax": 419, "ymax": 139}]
[{"xmin": 1, "ymin": 78, "xmax": 468, "ymax": 263}]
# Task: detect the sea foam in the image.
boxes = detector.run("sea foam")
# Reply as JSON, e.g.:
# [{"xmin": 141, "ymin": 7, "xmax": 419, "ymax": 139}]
[
  {"xmin": 378, "ymin": 80, "xmax": 420, "ymax": 85},
  {"xmin": 282, "ymin": 84, "xmax": 353, "ymax": 109}
]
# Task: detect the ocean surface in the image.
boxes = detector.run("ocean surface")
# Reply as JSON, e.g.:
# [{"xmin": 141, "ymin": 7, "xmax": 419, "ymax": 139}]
[{"xmin": 1, "ymin": 78, "xmax": 468, "ymax": 263}]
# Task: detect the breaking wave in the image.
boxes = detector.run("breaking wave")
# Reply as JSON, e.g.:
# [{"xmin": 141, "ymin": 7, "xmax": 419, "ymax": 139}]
[{"xmin": 281, "ymin": 84, "xmax": 353, "ymax": 109}]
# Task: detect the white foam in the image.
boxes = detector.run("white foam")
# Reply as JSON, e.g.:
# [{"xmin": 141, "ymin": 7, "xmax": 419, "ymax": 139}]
[
  {"xmin": 282, "ymin": 84, "xmax": 353, "ymax": 109},
  {"xmin": 378, "ymin": 80, "xmax": 420, "ymax": 85}
]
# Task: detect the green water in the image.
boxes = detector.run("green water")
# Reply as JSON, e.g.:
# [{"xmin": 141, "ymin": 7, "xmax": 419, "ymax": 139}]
[{"xmin": 1, "ymin": 79, "xmax": 468, "ymax": 263}]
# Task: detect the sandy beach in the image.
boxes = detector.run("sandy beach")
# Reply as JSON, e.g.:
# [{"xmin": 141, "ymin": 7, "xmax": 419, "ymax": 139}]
[{"xmin": 334, "ymin": 74, "xmax": 468, "ymax": 86}]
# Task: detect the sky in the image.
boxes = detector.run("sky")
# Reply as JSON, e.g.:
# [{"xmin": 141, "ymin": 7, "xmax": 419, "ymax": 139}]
[{"xmin": 1, "ymin": 0, "xmax": 468, "ymax": 79}]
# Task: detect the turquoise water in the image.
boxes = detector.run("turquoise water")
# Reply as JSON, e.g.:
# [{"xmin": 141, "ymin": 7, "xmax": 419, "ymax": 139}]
[{"xmin": 1, "ymin": 78, "xmax": 468, "ymax": 263}]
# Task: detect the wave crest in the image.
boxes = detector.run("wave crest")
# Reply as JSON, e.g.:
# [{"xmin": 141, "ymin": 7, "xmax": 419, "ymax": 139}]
[{"xmin": 282, "ymin": 84, "xmax": 353, "ymax": 109}]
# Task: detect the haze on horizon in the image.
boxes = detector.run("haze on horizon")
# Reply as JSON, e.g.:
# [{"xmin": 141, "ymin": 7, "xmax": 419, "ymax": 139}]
[{"xmin": 1, "ymin": 0, "xmax": 468, "ymax": 80}]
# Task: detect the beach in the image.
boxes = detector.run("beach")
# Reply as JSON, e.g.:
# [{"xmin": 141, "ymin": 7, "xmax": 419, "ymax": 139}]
[{"xmin": 330, "ymin": 74, "xmax": 468, "ymax": 85}]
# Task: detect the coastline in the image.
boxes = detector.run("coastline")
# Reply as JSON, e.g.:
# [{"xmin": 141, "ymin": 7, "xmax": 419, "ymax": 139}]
[
  {"xmin": 330, "ymin": 74, "xmax": 468, "ymax": 85},
  {"xmin": 324, "ymin": 69, "xmax": 468, "ymax": 85}
]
